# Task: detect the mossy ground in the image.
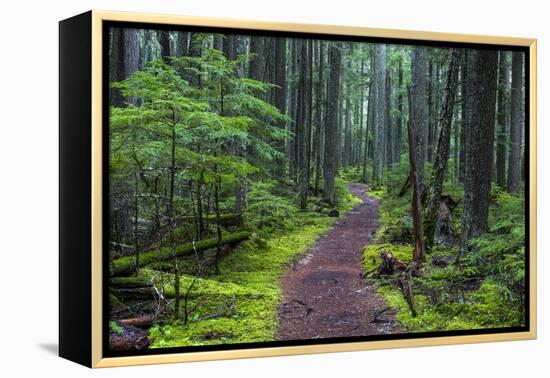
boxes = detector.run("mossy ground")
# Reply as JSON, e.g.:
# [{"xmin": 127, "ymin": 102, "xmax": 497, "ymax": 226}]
[
  {"xmin": 362, "ymin": 244, "xmax": 521, "ymax": 331},
  {"xmin": 143, "ymin": 180, "xmax": 361, "ymax": 348},
  {"xmin": 361, "ymin": 160, "xmax": 525, "ymax": 333}
]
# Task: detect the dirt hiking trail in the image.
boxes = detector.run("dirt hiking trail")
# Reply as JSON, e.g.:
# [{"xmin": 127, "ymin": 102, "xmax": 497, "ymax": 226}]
[{"xmin": 277, "ymin": 183, "xmax": 400, "ymax": 340}]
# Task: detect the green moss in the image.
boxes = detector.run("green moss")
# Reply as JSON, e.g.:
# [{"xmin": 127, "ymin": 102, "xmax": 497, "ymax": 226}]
[
  {"xmin": 146, "ymin": 188, "xmax": 361, "ymax": 348},
  {"xmin": 110, "ymin": 231, "xmax": 250, "ymax": 276},
  {"xmin": 363, "ymin": 241, "xmax": 524, "ymax": 332},
  {"xmin": 359, "ymin": 160, "xmax": 525, "ymax": 334},
  {"xmin": 109, "ymin": 321, "xmax": 124, "ymax": 334},
  {"xmin": 110, "ymin": 276, "xmax": 151, "ymax": 287},
  {"xmin": 109, "ymin": 292, "xmax": 128, "ymax": 312},
  {"xmin": 366, "ymin": 188, "xmax": 385, "ymax": 200}
]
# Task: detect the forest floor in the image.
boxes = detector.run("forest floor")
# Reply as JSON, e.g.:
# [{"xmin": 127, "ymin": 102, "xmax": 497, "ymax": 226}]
[{"xmin": 277, "ymin": 183, "xmax": 401, "ymax": 340}]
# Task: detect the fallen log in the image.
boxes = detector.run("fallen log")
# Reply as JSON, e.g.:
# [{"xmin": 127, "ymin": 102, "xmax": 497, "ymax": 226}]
[
  {"xmin": 118, "ymin": 316, "xmax": 154, "ymax": 329},
  {"xmin": 110, "ymin": 276, "xmax": 153, "ymax": 288},
  {"xmin": 177, "ymin": 213, "xmax": 243, "ymax": 226},
  {"xmin": 109, "ymin": 291, "xmax": 128, "ymax": 312},
  {"xmin": 110, "ymin": 231, "xmax": 250, "ymax": 276},
  {"xmin": 110, "ymin": 322, "xmax": 151, "ymax": 352},
  {"xmin": 111, "ymin": 286, "xmax": 157, "ymax": 300}
]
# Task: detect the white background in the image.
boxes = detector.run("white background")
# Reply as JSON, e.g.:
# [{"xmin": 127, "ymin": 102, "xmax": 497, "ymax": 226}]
[{"xmin": 0, "ymin": 0, "xmax": 547, "ymax": 376}]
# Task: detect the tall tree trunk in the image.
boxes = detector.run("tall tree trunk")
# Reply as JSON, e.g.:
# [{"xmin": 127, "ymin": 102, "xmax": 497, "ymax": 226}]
[
  {"xmin": 110, "ymin": 28, "xmax": 140, "ymax": 107},
  {"xmin": 385, "ymin": 66, "xmax": 392, "ymax": 166},
  {"xmin": 507, "ymin": 52, "xmax": 524, "ymax": 194},
  {"xmin": 159, "ymin": 31, "xmax": 171, "ymax": 63},
  {"xmin": 453, "ymin": 64, "xmax": 462, "ymax": 185},
  {"xmin": 174, "ymin": 32, "xmax": 190, "ymax": 56},
  {"xmin": 424, "ymin": 49, "xmax": 461, "ymax": 252},
  {"xmin": 433, "ymin": 64, "xmax": 441, "ymax": 155},
  {"xmin": 410, "ymin": 46, "xmax": 429, "ymax": 195},
  {"xmin": 459, "ymin": 52, "xmax": 473, "ymax": 184},
  {"xmin": 373, "ymin": 44, "xmax": 386, "ymax": 186},
  {"xmin": 323, "ymin": 42, "xmax": 342, "ymax": 205},
  {"xmin": 396, "ymin": 53, "xmax": 404, "ymax": 163},
  {"xmin": 213, "ymin": 34, "xmax": 223, "ymax": 51},
  {"xmin": 427, "ymin": 60, "xmax": 434, "ymax": 162},
  {"xmin": 249, "ymin": 36, "xmax": 265, "ymax": 84},
  {"xmin": 273, "ymin": 37, "xmax": 287, "ymax": 177},
  {"xmin": 302, "ymin": 39, "xmax": 314, "ymax": 208},
  {"xmin": 314, "ymin": 41, "xmax": 325, "ymax": 195},
  {"xmin": 407, "ymin": 88, "xmax": 426, "ymax": 263},
  {"xmin": 296, "ymin": 40, "xmax": 310, "ymax": 209},
  {"xmin": 222, "ymin": 34, "xmax": 235, "ymax": 60},
  {"xmin": 460, "ymin": 49, "xmax": 498, "ymax": 253},
  {"xmin": 343, "ymin": 98, "xmax": 352, "ymax": 168},
  {"xmin": 495, "ymin": 51, "xmax": 509, "ymax": 188},
  {"xmin": 289, "ymin": 39, "xmax": 299, "ymax": 180},
  {"xmin": 362, "ymin": 80, "xmax": 373, "ymax": 183},
  {"xmin": 343, "ymin": 46, "xmax": 353, "ymax": 168},
  {"xmin": 358, "ymin": 55, "xmax": 365, "ymax": 167}
]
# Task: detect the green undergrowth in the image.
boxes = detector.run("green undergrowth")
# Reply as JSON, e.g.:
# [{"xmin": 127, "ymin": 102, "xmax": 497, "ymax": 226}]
[
  {"xmin": 362, "ymin": 243, "xmax": 521, "ymax": 331},
  {"xmin": 362, "ymin": 162, "xmax": 525, "ymax": 333},
  {"xmin": 145, "ymin": 180, "xmax": 361, "ymax": 347}
]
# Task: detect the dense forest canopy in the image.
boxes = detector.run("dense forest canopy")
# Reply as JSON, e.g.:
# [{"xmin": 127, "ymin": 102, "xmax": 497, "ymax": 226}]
[{"xmin": 107, "ymin": 27, "xmax": 527, "ymax": 351}]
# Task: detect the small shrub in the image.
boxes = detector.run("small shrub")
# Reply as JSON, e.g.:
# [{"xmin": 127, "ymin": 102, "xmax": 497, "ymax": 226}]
[{"xmin": 243, "ymin": 181, "xmax": 299, "ymax": 235}]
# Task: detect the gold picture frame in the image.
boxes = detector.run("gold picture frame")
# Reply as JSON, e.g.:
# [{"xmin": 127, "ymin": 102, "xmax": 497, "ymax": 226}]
[{"xmin": 59, "ymin": 9, "xmax": 537, "ymax": 368}]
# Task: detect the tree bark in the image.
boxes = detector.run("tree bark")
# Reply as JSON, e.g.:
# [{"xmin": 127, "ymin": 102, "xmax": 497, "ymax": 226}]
[
  {"xmin": 314, "ymin": 41, "xmax": 325, "ymax": 194},
  {"xmin": 507, "ymin": 51, "xmax": 524, "ymax": 194},
  {"xmin": 159, "ymin": 31, "xmax": 171, "ymax": 63},
  {"xmin": 362, "ymin": 80, "xmax": 373, "ymax": 183},
  {"xmin": 249, "ymin": 36, "xmax": 265, "ymax": 84},
  {"xmin": 373, "ymin": 44, "xmax": 386, "ymax": 186},
  {"xmin": 303, "ymin": 39, "xmax": 314, "ymax": 207},
  {"xmin": 427, "ymin": 60, "xmax": 434, "ymax": 162},
  {"xmin": 222, "ymin": 34, "xmax": 235, "ymax": 60},
  {"xmin": 407, "ymin": 88, "xmax": 426, "ymax": 263},
  {"xmin": 274, "ymin": 37, "xmax": 287, "ymax": 177},
  {"xmin": 110, "ymin": 28, "xmax": 140, "ymax": 106},
  {"xmin": 385, "ymin": 66, "xmax": 392, "ymax": 166},
  {"xmin": 343, "ymin": 45, "xmax": 353, "ymax": 168},
  {"xmin": 495, "ymin": 51, "xmax": 509, "ymax": 188},
  {"xmin": 297, "ymin": 39, "xmax": 310, "ymax": 209},
  {"xmin": 396, "ymin": 53, "xmax": 404, "ymax": 163},
  {"xmin": 288, "ymin": 39, "xmax": 298, "ymax": 180},
  {"xmin": 424, "ymin": 49, "xmax": 461, "ymax": 252},
  {"xmin": 458, "ymin": 52, "xmax": 470, "ymax": 184},
  {"xmin": 323, "ymin": 42, "xmax": 342, "ymax": 205},
  {"xmin": 410, "ymin": 46, "xmax": 429, "ymax": 195},
  {"xmin": 460, "ymin": 49, "xmax": 498, "ymax": 253}
]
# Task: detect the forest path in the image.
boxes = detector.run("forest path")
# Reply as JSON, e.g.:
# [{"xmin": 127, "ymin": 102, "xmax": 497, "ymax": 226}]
[{"xmin": 277, "ymin": 183, "xmax": 400, "ymax": 340}]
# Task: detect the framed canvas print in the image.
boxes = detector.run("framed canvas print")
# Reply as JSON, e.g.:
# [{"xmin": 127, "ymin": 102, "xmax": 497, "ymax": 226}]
[{"xmin": 59, "ymin": 10, "xmax": 537, "ymax": 368}]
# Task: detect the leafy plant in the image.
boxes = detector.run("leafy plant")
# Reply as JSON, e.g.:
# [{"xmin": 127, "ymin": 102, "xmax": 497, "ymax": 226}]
[{"xmin": 243, "ymin": 181, "xmax": 299, "ymax": 234}]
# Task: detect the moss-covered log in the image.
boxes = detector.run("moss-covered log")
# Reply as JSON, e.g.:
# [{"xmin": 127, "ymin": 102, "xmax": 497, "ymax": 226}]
[
  {"xmin": 110, "ymin": 277, "xmax": 153, "ymax": 288},
  {"xmin": 177, "ymin": 213, "xmax": 243, "ymax": 226},
  {"xmin": 111, "ymin": 287, "xmax": 157, "ymax": 300},
  {"xmin": 109, "ymin": 291, "xmax": 128, "ymax": 312},
  {"xmin": 110, "ymin": 231, "xmax": 250, "ymax": 276}
]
